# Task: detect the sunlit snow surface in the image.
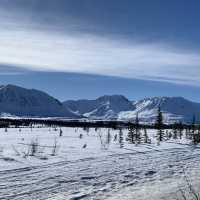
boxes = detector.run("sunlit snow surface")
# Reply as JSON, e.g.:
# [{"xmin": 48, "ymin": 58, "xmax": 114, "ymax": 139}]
[{"xmin": 0, "ymin": 127, "xmax": 199, "ymax": 199}]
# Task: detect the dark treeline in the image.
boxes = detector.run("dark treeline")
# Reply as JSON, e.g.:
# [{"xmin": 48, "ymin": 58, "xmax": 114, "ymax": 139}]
[
  {"xmin": 0, "ymin": 117, "xmax": 196, "ymax": 130},
  {"xmin": 0, "ymin": 118, "xmax": 147, "ymax": 129}
]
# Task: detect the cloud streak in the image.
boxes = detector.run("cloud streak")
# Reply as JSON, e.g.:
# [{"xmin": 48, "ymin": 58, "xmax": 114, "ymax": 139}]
[
  {"xmin": 1, "ymin": 28, "xmax": 200, "ymax": 85},
  {"xmin": 0, "ymin": 1, "xmax": 200, "ymax": 86}
]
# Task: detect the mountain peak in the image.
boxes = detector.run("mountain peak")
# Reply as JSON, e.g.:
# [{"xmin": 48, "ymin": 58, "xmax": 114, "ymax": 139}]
[
  {"xmin": 97, "ymin": 94, "xmax": 129, "ymax": 103},
  {"xmin": 0, "ymin": 84, "xmax": 78, "ymax": 118},
  {"xmin": 64, "ymin": 94, "xmax": 133, "ymax": 119}
]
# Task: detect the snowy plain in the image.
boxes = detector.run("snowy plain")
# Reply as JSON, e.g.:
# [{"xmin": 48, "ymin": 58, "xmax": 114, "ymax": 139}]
[{"xmin": 0, "ymin": 127, "xmax": 199, "ymax": 199}]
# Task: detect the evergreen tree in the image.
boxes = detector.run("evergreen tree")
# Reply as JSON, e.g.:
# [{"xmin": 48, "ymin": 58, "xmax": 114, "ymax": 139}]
[
  {"xmin": 156, "ymin": 106, "xmax": 164, "ymax": 143},
  {"xmin": 192, "ymin": 126, "xmax": 200, "ymax": 145},
  {"xmin": 135, "ymin": 113, "xmax": 141, "ymax": 144},
  {"xmin": 173, "ymin": 128, "xmax": 178, "ymax": 140},
  {"xmin": 106, "ymin": 129, "xmax": 111, "ymax": 145},
  {"xmin": 157, "ymin": 129, "xmax": 164, "ymax": 144},
  {"xmin": 127, "ymin": 114, "xmax": 141, "ymax": 144},
  {"xmin": 192, "ymin": 114, "xmax": 196, "ymax": 134},
  {"xmin": 156, "ymin": 106, "xmax": 163, "ymax": 128},
  {"xmin": 119, "ymin": 128, "xmax": 124, "ymax": 148},
  {"xmin": 178, "ymin": 121, "xmax": 183, "ymax": 139},
  {"xmin": 127, "ymin": 124, "xmax": 135, "ymax": 144}
]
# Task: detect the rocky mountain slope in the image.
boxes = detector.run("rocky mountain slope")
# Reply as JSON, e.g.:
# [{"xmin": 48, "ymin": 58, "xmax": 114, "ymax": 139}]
[
  {"xmin": 64, "ymin": 95, "xmax": 134, "ymax": 119},
  {"xmin": 0, "ymin": 85, "xmax": 78, "ymax": 118}
]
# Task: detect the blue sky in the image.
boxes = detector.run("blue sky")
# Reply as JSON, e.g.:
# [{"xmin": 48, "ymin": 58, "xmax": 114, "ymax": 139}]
[{"xmin": 0, "ymin": 0, "xmax": 200, "ymax": 101}]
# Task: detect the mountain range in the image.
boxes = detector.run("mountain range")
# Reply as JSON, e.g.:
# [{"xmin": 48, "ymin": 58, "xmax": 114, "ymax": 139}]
[
  {"xmin": 0, "ymin": 84, "xmax": 198, "ymax": 123},
  {"xmin": 64, "ymin": 96, "xmax": 200, "ymax": 123}
]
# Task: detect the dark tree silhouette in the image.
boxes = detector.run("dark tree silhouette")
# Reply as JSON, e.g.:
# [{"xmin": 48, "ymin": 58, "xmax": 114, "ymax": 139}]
[
  {"xmin": 106, "ymin": 129, "xmax": 111, "ymax": 145},
  {"xmin": 156, "ymin": 106, "xmax": 163, "ymax": 128},
  {"xmin": 127, "ymin": 113, "xmax": 141, "ymax": 144},
  {"xmin": 143, "ymin": 128, "xmax": 150, "ymax": 143},
  {"xmin": 119, "ymin": 128, "xmax": 124, "ymax": 148},
  {"xmin": 127, "ymin": 124, "xmax": 135, "ymax": 144},
  {"xmin": 156, "ymin": 106, "xmax": 164, "ymax": 143}
]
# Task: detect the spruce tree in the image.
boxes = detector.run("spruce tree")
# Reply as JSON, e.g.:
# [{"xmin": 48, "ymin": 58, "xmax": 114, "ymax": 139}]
[
  {"xmin": 127, "ymin": 113, "xmax": 141, "ymax": 144},
  {"xmin": 127, "ymin": 124, "xmax": 135, "ymax": 144},
  {"xmin": 178, "ymin": 121, "xmax": 183, "ymax": 139},
  {"xmin": 156, "ymin": 106, "xmax": 164, "ymax": 143},
  {"xmin": 156, "ymin": 106, "xmax": 163, "ymax": 128},
  {"xmin": 106, "ymin": 129, "xmax": 111, "ymax": 145},
  {"xmin": 135, "ymin": 113, "xmax": 141, "ymax": 144},
  {"xmin": 192, "ymin": 114, "xmax": 196, "ymax": 134},
  {"xmin": 119, "ymin": 128, "xmax": 124, "ymax": 148}
]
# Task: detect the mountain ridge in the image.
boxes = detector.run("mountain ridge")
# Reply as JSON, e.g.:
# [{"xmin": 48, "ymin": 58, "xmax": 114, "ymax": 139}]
[
  {"xmin": 0, "ymin": 84, "xmax": 198, "ymax": 122},
  {"xmin": 64, "ymin": 95, "xmax": 200, "ymax": 123},
  {"xmin": 0, "ymin": 84, "xmax": 78, "ymax": 118},
  {"xmin": 64, "ymin": 95, "xmax": 134, "ymax": 119}
]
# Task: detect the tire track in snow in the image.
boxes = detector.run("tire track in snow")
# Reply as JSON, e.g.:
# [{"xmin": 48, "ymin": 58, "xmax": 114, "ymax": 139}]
[{"xmin": 0, "ymin": 146, "xmax": 200, "ymax": 199}]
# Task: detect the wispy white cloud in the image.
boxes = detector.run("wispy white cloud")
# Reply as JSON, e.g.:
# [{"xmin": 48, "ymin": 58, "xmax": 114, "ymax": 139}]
[
  {"xmin": 1, "ymin": 28, "xmax": 200, "ymax": 85},
  {"xmin": 0, "ymin": 4, "xmax": 200, "ymax": 86}
]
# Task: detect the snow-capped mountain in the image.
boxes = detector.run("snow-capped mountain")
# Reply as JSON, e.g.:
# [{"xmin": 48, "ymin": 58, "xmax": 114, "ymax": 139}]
[
  {"xmin": 1, "ymin": 84, "xmax": 199, "ymax": 122},
  {"xmin": 64, "ymin": 96, "xmax": 200, "ymax": 123},
  {"xmin": 136, "ymin": 97, "xmax": 200, "ymax": 123},
  {"xmin": 119, "ymin": 97, "xmax": 189, "ymax": 123},
  {"xmin": 63, "ymin": 95, "xmax": 134, "ymax": 119},
  {"xmin": 0, "ymin": 85, "xmax": 78, "ymax": 118}
]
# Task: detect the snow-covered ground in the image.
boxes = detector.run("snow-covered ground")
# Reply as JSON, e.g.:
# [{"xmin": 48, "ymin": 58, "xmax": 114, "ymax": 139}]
[{"xmin": 0, "ymin": 127, "xmax": 199, "ymax": 199}]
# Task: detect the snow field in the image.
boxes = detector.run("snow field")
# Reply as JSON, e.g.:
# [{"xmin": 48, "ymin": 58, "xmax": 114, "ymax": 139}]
[{"xmin": 0, "ymin": 127, "xmax": 199, "ymax": 199}]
